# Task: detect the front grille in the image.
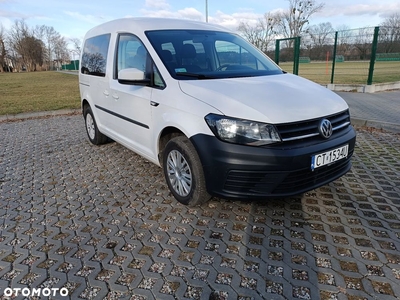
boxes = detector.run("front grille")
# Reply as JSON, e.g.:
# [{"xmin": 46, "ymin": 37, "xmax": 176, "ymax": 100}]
[
  {"xmin": 223, "ymin": 149, "xmax": 353, "ymax": 197},
  {"xmin": 276, "ymin": 110, "xmax": 351, "ymax": 143}
]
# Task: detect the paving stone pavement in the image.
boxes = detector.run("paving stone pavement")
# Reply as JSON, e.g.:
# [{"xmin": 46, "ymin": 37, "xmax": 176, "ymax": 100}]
[
  {"xmin": 338, "ymin": 90, "xmax": 400, "ymax": 133},
  {"xmin": 0, "ymin": 115, "xmax": 399, "ymax": 300}
]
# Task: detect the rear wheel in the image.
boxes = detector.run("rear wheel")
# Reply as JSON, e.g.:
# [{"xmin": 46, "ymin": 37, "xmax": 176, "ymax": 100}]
[
  {"xmin": 84, "ymin": 105, "xmax": 108, "ymax": 145},
  {"xmin": 163, "ymin": 136, "xmax": 210, "ymax": 206}
]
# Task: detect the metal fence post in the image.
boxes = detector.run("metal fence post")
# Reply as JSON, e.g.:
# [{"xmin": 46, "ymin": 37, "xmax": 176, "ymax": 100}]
[
  {"xmin": 275, "ymin": 40, "xmax": 280, "ymax": 65},
  {"xmin": 331, "ymin": 31, "xmax": 338, "ymax": 84},
  {"xmin": 293, "ymin": 37, "xmax": 300, "ymax": 75},
  {"xmin": 367, "ymin": 26, "xmax": 380, "ymax": 85}
]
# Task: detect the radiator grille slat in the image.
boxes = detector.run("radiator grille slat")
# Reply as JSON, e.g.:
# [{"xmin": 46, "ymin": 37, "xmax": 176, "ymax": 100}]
[{"xmin": 277, "ymin": 110, "xmax": 351, "ymax": 142}]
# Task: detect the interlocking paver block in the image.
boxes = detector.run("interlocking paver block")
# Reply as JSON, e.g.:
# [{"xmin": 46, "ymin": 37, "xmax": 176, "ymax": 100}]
[{"xmin": 0, "ymin": 116, "xmax": 400, "ymax": 299}]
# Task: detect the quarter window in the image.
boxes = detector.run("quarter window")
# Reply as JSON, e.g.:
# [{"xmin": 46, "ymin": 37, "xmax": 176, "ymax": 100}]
[{"xmin": 81, "ymin": 34, "xmax": 111, "ymax": 77}]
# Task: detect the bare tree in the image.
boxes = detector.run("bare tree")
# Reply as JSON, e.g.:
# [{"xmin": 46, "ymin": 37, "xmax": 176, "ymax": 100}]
[
  {"xmin": 304, "ymin": 22, "xmax": 334, "ymax": 60},
  {"xmin": 334, "ymin": 25, "xmax": 353, "ymax": 59},
  {"xmin": 379, "ymin": 13, "xmax": 400, "ymax": 53},
  {"xmin": 353, "ymin": 27, "xmax": 374, "ymax": 60},
  {"xmin": 8, "ymin": 19, "xmax": 31, "ymax": 71},
  {"xmin": 308, "ymin": 22, "xmax": 334, "ymax": 46},
  {"xmin": 33, "ymin": 25, "xmax": 49, "ymax": 69},
  {"xmin": 53, "ymin": 36, "xmax": 69, "ymax": 70},
  {"xmin": 69, "ymin": 37, "xmax": 82, "ymax": 68},
  {"xmin": 7, "ymin": 19, "xmax": 50, "ymax": 71},
  {"xmin": 69, "ymin": 37, "xmax": 82, "ymax": 55},
  {"xmin": 4, "ymin": 19, "xmax": 73, "ymax": 72},
  {"xmin": 34, "ymin": 25, "xmax": 63, "ymax": 70},
  {"xmin": 238, "ymin": 13, "xmax": 279, "ymax": 53},
  {"xmin": 0, "ymin": 25, "xmax": 7, "ymax": 72},
  {"xmin": 380, "ymin": 13, "xmax": 400, "ymax": 28},
  {"xmin": 25, "ymin": 36, "xmax": 45, "ymax": 70},
  {"xmin": 336, "ymin": 25, "xmax": 352, "ymax": 44},
  {"xmin": 277, "ymin": 0, "xmax": 325, "ymax": 41}
]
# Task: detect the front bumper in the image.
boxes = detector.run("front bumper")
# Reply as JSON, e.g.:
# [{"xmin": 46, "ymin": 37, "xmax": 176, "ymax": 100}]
[{"xmin": 190, "ymin": 126, "xmax": 356, "ymax": 199}]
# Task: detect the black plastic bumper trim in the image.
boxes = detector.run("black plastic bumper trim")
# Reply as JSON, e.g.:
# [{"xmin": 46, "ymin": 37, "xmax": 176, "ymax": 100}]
[{"xmin": 190, "ymin": 126, "xmax": 356, "ymax": 199}]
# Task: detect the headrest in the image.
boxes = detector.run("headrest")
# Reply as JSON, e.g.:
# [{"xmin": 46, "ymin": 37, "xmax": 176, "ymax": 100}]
[
  {"xmin": 161, "ymin": 50, "xmax": 173, "ymax": 62},
  {"xmin": 136, "ymin": 46, "xmax": 146, "ymax": 56},
  {"xmin": 181, "ymin": 44, "xmax": 196, "ymax": 59}
]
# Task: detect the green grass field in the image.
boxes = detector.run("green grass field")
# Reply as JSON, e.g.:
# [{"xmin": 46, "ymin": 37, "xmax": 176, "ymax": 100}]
[
  {"xmin": 0, "ymin": 71, "xmax": 80, "ymax": 115},
  {"xmin": 280, "ymin": 60, "xmax": 400, "ymax": 84},
  {"xmin": 0, "ymin": 62, "xmax": 399, "ymax": 116}
]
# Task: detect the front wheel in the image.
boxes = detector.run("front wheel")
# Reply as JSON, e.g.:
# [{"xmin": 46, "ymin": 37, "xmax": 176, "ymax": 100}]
[
  {"xmin": 83, "ymin": 105, "xmax": 108, "ymax": 145},
  {"xmin": 162, "ymin": 136, "xmax": 211, "ymax": 206}
]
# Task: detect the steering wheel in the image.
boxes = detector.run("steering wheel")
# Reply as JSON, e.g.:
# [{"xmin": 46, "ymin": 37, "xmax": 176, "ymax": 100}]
[{"xmin": 215, "ymin": 64, "xmax": 231, "ymax": 71}]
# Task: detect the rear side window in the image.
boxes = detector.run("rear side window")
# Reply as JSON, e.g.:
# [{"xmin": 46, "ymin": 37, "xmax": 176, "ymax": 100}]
[{"xmin": 81, "ymin": 34, "xmax": 111, "ymax": 77}]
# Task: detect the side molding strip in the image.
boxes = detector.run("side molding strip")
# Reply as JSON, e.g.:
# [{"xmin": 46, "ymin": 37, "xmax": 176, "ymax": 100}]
[{"xmin": 95, "ymin": 105, "xmax": 149, "ymax": 129}]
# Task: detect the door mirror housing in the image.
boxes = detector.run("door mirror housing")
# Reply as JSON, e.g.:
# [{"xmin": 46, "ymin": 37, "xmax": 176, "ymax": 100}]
[{"xmin": 118, "ymin": 68, "xmax": 150, "ymax": 85}]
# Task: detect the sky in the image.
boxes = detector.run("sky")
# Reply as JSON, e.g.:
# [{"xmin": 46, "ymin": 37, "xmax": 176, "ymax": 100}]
[{"xmin": 1, "ymin": 0, "xmax": 400, "ymax": 44}]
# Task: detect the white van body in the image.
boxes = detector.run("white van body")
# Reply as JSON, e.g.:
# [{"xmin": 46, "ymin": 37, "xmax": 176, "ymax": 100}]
[{"xmin": 79, "ymin": 18, "xmax": 356, "ymax": 206}]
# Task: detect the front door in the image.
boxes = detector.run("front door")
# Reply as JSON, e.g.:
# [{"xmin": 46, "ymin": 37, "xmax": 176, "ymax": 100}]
[{"xmin": 107, "ymin": 34, "xmax": 154, "ymax": 159}]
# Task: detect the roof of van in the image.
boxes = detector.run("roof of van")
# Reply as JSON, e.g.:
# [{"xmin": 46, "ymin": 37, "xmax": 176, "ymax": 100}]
[{"xmin": 85, "ymin": 17, "xmax": 231, "ymax": 37}]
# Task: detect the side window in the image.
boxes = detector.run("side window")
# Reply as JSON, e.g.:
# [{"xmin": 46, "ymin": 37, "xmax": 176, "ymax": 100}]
[
  {"xmin": 81, "ymin": 34, "xmax": 111, "ymax": 76},
  {"xmin": 215, "ymin": 40, "xmax": 259, "ymax": 70},
  {"xmin": 117, "ymin": 34, "xmax": 165, "ymax": 89},
  {"xmin": 117, "ymin": 34, "xmax": 148, "ymax": 74}
]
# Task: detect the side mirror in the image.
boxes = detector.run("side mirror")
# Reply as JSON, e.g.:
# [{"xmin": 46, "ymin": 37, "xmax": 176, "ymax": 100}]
[{"xmin": 118, "ymin": 68, "xmax": 150, "ymax": 85}]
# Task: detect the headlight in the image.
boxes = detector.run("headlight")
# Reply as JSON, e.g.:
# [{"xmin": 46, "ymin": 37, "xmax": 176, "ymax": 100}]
[{"xmin": 205, "ymin": 114, "xmax": 281, "ymax": 146}]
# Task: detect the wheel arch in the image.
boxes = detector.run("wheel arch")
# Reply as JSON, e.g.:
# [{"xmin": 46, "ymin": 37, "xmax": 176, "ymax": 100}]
[
  {"xmin": 82, "ymin": 99, "xmax": 90, "ymax": 114},
  {"xmin": 161, "ymin": 134, "xmax": 211, "ymax": 206},
  {"xmin": 157, "ymin": 126, "xmax": 185, "ymax": 164}
]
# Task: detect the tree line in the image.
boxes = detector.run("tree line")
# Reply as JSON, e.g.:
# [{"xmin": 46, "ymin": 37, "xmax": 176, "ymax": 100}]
[{"xmin": 0, "ymin": 19, "xmax": 81, "ymax": 72}]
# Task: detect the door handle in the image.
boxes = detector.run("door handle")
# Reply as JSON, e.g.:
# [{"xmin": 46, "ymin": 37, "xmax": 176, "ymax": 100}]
[
  {"xmin": 103, "ymin": 90, "xmax": 109, "ymax": 97},
  {"xmin": 112, "ymin": 94, "xmax": 119, "ymax": 100},
  {"xmin": 150, "ymin": 101, "xmax": 159, "ymax": 107}
]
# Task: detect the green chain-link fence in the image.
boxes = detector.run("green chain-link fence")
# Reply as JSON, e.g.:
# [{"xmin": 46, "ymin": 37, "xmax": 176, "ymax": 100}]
[
  {"xmin": 62, "ymin": 60, "xmax": 79, "ymax": 71},
  {"xmin": 272, "ymin": 26, "xmax": 400, "ymax": 85}
]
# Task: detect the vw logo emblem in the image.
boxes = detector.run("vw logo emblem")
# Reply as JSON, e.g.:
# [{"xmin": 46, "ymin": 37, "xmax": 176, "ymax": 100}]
[{"xmin": 319, "ymin": 119, "xmax": 333, "ymax": 139}]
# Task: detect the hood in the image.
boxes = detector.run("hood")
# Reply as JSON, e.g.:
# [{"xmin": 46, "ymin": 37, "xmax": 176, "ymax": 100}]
[{"xmin": 178, "ymin": 73, "xmax": 348, "ymax": 124}]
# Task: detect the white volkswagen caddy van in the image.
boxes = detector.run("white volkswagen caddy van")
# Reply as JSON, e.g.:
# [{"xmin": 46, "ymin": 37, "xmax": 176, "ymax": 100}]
[{"xmin": 79, "ymin": 18, "xmax": 356, "ymax": 206}]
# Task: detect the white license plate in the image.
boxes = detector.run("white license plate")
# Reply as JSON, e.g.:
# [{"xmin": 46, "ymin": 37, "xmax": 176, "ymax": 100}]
[{"xmin": 311, "ymin": 145, "xmax": 349, "ymax": 170}]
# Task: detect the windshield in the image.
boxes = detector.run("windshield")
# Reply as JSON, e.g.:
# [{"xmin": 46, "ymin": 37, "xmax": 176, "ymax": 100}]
[{"xmin": 146, "ymin": 30, "xmax": 283, "ymax": 80}]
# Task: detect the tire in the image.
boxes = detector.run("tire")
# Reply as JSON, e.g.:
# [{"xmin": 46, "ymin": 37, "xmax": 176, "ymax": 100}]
[
  {"xmin": 163, "ymin": 136, "xmax": 211, "ymax": 206},
  {"xmin": 83, "ymin": 105, "xmax": 108, "ymax": 145}
]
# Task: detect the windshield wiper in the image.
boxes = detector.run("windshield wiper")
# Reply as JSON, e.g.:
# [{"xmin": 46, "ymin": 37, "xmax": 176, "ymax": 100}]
[{"xmin": 175, "ymin": 72, "xmax": 215, "ymax": 79}]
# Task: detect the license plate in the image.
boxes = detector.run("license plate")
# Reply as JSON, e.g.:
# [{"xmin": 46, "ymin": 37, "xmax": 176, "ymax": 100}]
[{"xmin": 311, "ymin": 145, "xmax": 348, "ymax": 170}]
